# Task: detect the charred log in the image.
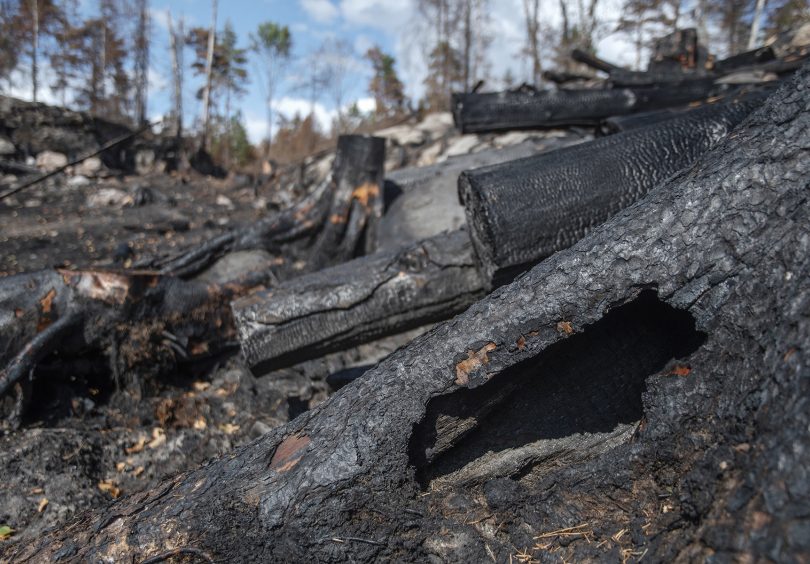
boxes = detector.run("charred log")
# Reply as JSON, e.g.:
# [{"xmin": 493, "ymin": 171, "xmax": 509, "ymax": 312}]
[
  {"xmin": 0, "ymin": 268, "xmax": 272, "ymax": 425},
  {"xmin": 11, "ymin": 64, "xmax": 809, "ymax": 564},
  {"xmin": 233, "ymin": 229, "xmax": 485, "ymax": 374},
  {"xmin": 451, "ymin": 81, "xmax": 715, "ymax": 133},
  {"xmin": 377, "ymin": 135, "xmax": 588, "ymax": 252},
  {"xmin": 571, "ymin": 48, "xmax": 621, "ymax": 74},
  {"xmin": 714, "ymin": 45, "xmax": 776, "ymax": 74},
  {"xmin": 459, "ymin": 93, "xmax": 763, "ymax": 286}
]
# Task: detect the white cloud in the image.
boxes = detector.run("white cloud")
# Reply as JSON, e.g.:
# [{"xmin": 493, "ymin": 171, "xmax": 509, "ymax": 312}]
[
  {"xmin": 301, "ymin": 0, "xmax": 339, "ymax": 24},
  {"xmin": 339, "ymin": 0, "xmax": 412, "ymax": 33},
  {"xmin": 354, "ymin": 97, "xmax": 375, "ymax": 114},
  {"xmin": 244, "ymin": 96, "xmax": 340, "ymax": 143}
]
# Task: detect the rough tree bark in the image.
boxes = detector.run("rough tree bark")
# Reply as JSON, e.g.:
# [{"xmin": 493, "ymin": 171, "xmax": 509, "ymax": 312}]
[
  {"xmin": 451, "ymin": 81, "xmax": 715, "ymax": 133},
  {"xmin": 10, "ymin": 64, "xmax": 809, "ymax": 564},
  {"xmin": 377, "ymin": 134, "xmax": 587, "ymax": 252},
  {"xmin": 233, "ymin": 229, "xmax": 484, "ymax": 373},
  {"xmin": 459, "ymin": 94, "xmax": 762, "ymax": 286}
]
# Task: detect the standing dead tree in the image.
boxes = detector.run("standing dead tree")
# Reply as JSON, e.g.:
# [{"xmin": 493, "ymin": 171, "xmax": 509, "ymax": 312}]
[{"xmin": 11, "ymin": 62, "xmax": 809, "ymax": 564}]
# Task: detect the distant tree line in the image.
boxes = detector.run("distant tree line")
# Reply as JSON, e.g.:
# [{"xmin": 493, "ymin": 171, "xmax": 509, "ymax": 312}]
[{"xmin": 0, "ymin": 0, "xmax": 806, "ymax": 167}]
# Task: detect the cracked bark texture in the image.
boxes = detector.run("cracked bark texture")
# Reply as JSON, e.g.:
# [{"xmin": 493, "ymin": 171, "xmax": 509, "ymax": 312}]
[
  {"xmin": 233, "ymin": 229, "xmax": 484, "ymax": 373},
  {"xmin": 460, "ymin": 94, "xmax": 764, "ymax": 286},
  {"xmin": 10, "ymin": 66, "xmax": 810, "ymax": 563}
]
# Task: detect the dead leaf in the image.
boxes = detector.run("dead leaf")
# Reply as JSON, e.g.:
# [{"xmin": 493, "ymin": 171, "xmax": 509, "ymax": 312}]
[
  {"xmin": 455, "ymin": 343, "xmax": 497, "ymax": 386},
  {"xmin": 670, "ymin": 365, "xmax": 692, "ymax": 377},
  {"xmin": 192, "ymin": 381, "xmax": 211, "ymax": 392},
  {"xmin": 98, "ymin": 480, "xmax": 121, "ymax": 499},
  {"xmin": 220, "ymin": 423, "xmax": 240, "ymax": 435},
  {"xmin": 125, "ymin": 435, "xmax": 147, "ymax": 454},
  {"xmin": 133, "ymin": 466, "xmax": 145, "ymax": 477},
  {"xmin": 29, "ymin": 487, "xmax": 43, "ymax": 495},
  {"xmin": 37, "ymin": 498, "xmax": 48, "ymax": 513},
  {"xmin": 556, "ymin": 321, "xmax": 574, "ymax": 335},
  {"xmin": 193, "ymin": 417, "xmax": 207, "ymax": 430},
  {"xmin": 147, "ymin": 427, "xmax": 166, "ymax": 449}
]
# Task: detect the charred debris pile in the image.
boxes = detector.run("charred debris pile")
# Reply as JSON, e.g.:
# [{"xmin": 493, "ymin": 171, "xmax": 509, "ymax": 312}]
[{"xmin": 1, "ymin": 27, "xmax": 809, "ymax": 563}]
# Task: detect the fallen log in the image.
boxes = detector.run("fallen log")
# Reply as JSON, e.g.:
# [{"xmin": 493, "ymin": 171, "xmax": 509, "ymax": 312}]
[
  {"xmin": 598, "ymin": 86, "xmax": 776, "ymax": 134},
  {"xmin": 233, "ymin": 229, "xmax": 485, "ymax": 374},
  {"xmin": 459, "ymin": 93, "xmax": 763, "ymax": 286},
  {"xmin": 12, "ymin": 63, "xmax": 809, "ymax": 563},
  {"xmin": 713, "ymin": 45, "xmax": 776, "ymax": 74},
  {"xmin": 451, "ymin": 81, "xmax": 715, "ymax": 133},
  {"xmin": 571, "ymin": 48, "xmax": 621, "ymax": 74},
  {"xmin": 377, "ymin": 134, "xmax": 588, "ymax": 252},
  {"xmin": 0, "ymin": 267, "xmax": 272, "ymax": 425},
  {"xmin": 607, "ymin": 68, "xmax": 714, "ymax": 87},
  {"xmin": 145, "ymin": 135, "xmax": 385, "ymax": 278}
]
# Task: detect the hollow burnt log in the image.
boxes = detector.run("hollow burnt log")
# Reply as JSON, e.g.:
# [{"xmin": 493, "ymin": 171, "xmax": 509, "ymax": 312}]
[
  {"xmin": 451, "ymin": 80, "xmax": 716, "ymax": 133},
  {"xmin": 11, "ymin": 64, "xmax": 810, "ymax": 564},
  {"xmin": 459, "ymin": 92, "xmax": 764, "ymax": 287},
  {"xmin": 233, "ymin": 229, "xmax": 485, "ymax": 374}
]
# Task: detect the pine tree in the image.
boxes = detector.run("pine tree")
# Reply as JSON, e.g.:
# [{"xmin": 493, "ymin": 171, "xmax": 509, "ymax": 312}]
[
  {"xmin": 250, "ymin": 21, "xmax": 291, "ymax": 145},
  {"xmin": 366, "ymin": 46, "xmax": 405, "ymax": 117}
]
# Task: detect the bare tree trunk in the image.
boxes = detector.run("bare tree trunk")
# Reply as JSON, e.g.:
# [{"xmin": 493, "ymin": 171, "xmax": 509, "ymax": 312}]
[
  {"xmin": 201, "ymin": 0, "xmax": 217, "ymax": 149},
  {"xmin": 31, "ymin": 0, "xmax": 38, "ymax": 103},
  {"xmin": 168, "ymin": 12, "xmax": 184, "ymax": 139},
  {"xmin": 523, "ymin": 0, "xmax": 541, "ymax": 85},
  {"xmin": 133, "ymin": 0, "xmax": 149, "ymax": 125},
  {"xmin": 463, "ymin": 0, "xmax": 472, "ymax": 91},
  {"xmin": 748, "ymin": 0, "xmax": 767, "ymax": 50}
]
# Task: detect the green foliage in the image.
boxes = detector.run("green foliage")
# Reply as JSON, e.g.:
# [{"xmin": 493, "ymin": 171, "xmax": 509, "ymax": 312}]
[
  {"xmin": 366, "ymin": 46, "xmax": 405, "ymax": 116},
  {"xmin": 251, "ymin": 21, "xmax": 292, "ymax": 58},
  {"xmin": 210, "ymin": 111, "xmax": 255, "ymax": 167},
  {"xmin": 0, "ymin": 525, "xmax": 14, "ymax": 540},
  {"xmin": 423, "ymin": 40, "xmax": 463, "ymax": 111}
]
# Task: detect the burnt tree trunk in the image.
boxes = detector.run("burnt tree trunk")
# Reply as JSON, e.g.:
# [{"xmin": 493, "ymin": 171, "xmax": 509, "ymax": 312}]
[
  {"xmin": 233, "ymin": 229, "xmax": 484, "ymax": 373},
  {"xmin": 9, "ymin": 67, "xmax": 810, "ymax": 563},
  {"xmin": 459, "ymin": 94, "xmax": 763, "ymax": 286},
  {"xmin": 149, "ymin": 135, "xmax": 385, "ymax": 278}
]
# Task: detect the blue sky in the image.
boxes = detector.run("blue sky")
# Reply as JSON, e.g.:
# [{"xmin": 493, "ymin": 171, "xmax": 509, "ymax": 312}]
[{"xmin": 146, "ymin": 0, "xmax": 410, "ymax": 141}]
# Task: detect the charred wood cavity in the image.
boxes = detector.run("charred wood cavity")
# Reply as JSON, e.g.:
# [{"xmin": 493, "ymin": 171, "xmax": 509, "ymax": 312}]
[
  {"xmin": 459, "ymin": 95, "xmax": 762, "ymax": 287},
  {"xmin": 408, "ymin": 291, "xmax": 706, "ymax": 489},
  {"xmin": 233, "ymin": 229, "xmax": 484, "ymax": 374},
  {"xmin": 451, "ymin": 81, "xmax": 715, "ymax": 133}
]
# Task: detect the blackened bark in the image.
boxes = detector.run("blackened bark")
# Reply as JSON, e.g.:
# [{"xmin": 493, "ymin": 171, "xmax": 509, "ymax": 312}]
[
  {"xmin": 714, "ymin": 45, "xmax": 775, "ymax": 73},
  {"xmin": 377, "ymin": 135, "xmax": 588, "ymax": 252},
  {"xmin": 451, "ymin": 81, "xmax": 715, "ymax": 133},
  {"xmin": 10, "ymin": 66, "xmax": 810, "ymax": 564},
  {"xmin": 571, "ymin": 48, "xmax": 620, "ymax": 73},
  {"xmin": 233, "ymin": 229, "xmax": 484, "ymax": 373},
  {"xmin": 459, "ymin": 94, "xmax": 763, "ymax": 286}
]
